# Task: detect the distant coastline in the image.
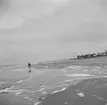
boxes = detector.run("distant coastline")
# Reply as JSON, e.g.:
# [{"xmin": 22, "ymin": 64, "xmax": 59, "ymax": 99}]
[
  {"xmin": 31, "ymin": 50, "xmax": 107, "ymax": 69},
  {"xmin": 74, "ymin": 50, "xmax": 107, "ymax": 60},
  {"xmin": 1, "ymin": 50, "xmax": 107, "ymax": 69},
  {"xmin": 36, "ymin": 50, "xmax": 107, "ymax": 64}
]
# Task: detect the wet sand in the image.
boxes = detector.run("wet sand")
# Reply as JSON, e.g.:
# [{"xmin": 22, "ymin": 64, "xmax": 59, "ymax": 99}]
[
  {"xmin": 39, "ymin": 77, "xmax": 107, "ymax": 105},
  {"xmin": 0, "ymin": 64, "xmax": 107, "ymax": 105}
]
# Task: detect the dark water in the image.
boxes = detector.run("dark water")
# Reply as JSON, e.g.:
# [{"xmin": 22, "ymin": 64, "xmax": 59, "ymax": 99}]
[
  {"xmin": 0, "ymin": 65, "xmax": 107, "ymax": 105},
  {"xmin": 39, "ymin": 77, "xmax": 107, "ymax": 105}
]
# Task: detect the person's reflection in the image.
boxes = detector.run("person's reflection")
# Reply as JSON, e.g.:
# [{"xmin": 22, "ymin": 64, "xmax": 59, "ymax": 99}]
[{"xmin": 28, "ymin": 63, "xmax": 31, "ymax": 73}]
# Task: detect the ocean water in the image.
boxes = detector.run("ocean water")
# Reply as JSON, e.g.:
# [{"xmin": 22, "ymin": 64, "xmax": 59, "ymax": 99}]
[{"xmin": 0, "ymin": 64, "xmax": 107, "ymax": 105}]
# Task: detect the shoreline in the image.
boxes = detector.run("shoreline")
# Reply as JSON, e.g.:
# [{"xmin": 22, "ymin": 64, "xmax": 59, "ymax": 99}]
[{"xmin": 38, "ymin": 76, "xmax": 107, "ymax": 105}]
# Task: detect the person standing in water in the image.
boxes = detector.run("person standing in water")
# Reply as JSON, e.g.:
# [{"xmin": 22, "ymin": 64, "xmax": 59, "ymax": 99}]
[{"xmin": 28, "ymin": 62, "xmax": 31, "ymax": 73}]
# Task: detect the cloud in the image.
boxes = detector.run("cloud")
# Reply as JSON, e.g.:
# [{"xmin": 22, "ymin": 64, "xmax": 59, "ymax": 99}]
[
  {"xmin": 1, "ymin": 0, "xmax": 107, "ymax": 64},
  {"xmin": 41, "ymin": 0, "xmax": 69, "ymax": 4},
  {"xmin": 101, "ymin": 42, "xmax": 107, "ymax": 47},
  {"xmin": 0, "ymin": 0, "xmax": 70, "ymax": 29},
  {"xmin": 0, "ymin": 12, "xmax": 23, "ymax": 29}
]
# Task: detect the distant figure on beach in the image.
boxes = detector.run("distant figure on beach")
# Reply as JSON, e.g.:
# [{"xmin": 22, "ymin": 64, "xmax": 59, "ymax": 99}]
[{"xmin": 28, "ymin": 63, "xmax": 31, "ymax": 73}]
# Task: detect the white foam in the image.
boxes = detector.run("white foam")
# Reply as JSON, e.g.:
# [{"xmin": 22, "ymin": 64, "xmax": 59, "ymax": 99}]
[
  {"xmin": 0, "ymin": 88, "xmax": 10, "ymax": 93},
  {"xmin": 83, "ymin": 69, "xmax": 88, "ymax": 72},
  {"xmin": 66, "ymin": 73, "xmax": 93, "ymax": 77},
  {"xmin": 92, "ymin": 69, "xmax": 97, "ymax": 71},
  {"xmin": 16, "ymin": 80, "xmax": 23, "ymax": 83},
  {"xmin": 41, "ymin": 91, "xmax": 47, "ymax": 95},
  {"xmin": 15, "ymin": 91, "xmax": 23, "ymax": 95},
  {"xmin": 52, "ymin": 87, "xmax": 67, "ymax": 94},
  {"xmin": 67, "ymin": 66, "xmax": 81, "ymax": 69},
  {"xmin": 77, "ymin": 92, "xmax": 85, "ymax": 97},
  {"xmin": 16, "ymin": 75, "xmax": 32, "ymax": 84},
  {"xmin": 65, "ymin": 102, "xmax": 68, "ymax": 104},
  {"xmin": 12, "ymin": 68, "xmax": 27, "ymax": 71},
  {"xmin": 0, "ymin": 86, "xmax": 14, "ymax": 93},
  {"xmin": 34, "ymin": 101, "xmax": 41, "ymax": 105},
  {"xmin": 38, "ymin": 88, "xmax": 45, "ymax": 92}
]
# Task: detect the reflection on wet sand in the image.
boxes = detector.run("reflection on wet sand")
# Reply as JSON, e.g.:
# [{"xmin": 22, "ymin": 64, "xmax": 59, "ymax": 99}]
[
  {"xmin": 39, "ymin": 77, "xmax": 107, "ymax": 105},
  {"xmin": 0, "ymin": 65, "xmax": 107, "ymax": 105}
]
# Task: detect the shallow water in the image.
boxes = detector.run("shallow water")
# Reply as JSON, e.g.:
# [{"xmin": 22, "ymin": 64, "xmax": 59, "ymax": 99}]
[{"xmin": 0, "ymin": 65, "xmax": 107, "ymax": 105}]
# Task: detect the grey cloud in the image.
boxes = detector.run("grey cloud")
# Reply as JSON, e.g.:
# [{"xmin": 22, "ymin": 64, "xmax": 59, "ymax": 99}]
[
  {"xmin": 0, "ymin": 0, "xmax": 9, "ymax": 14},
  {"xmin": 0, "ymin": 0, "xmax": 70, "ymax": 29},
  {"xmin": 99, "ymin": 0, "xmax": 107, "ymax": 7},
  {"xmin": 0, "ymin": 0, "xmax": 9, "ymax": 8},
  {"xmin": 0, "ymin": 0, "xmax": 107, "ymax": 64}
]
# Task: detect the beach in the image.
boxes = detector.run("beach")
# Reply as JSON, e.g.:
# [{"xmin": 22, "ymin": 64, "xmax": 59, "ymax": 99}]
[{"xmin": 0, "ymin": 59, "xmax": 107, "ymax": 105}]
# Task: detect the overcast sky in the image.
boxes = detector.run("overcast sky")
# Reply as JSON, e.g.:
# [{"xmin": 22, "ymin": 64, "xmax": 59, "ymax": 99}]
[{"xmin": 0, "ymin": 0, "xmax": 107, "ymax": 64}]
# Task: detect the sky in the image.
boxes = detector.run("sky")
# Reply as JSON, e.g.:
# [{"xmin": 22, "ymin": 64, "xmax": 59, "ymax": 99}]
[{"xmin": 0, "ymin": 0, "xmax": 107, "ymax": 64}]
